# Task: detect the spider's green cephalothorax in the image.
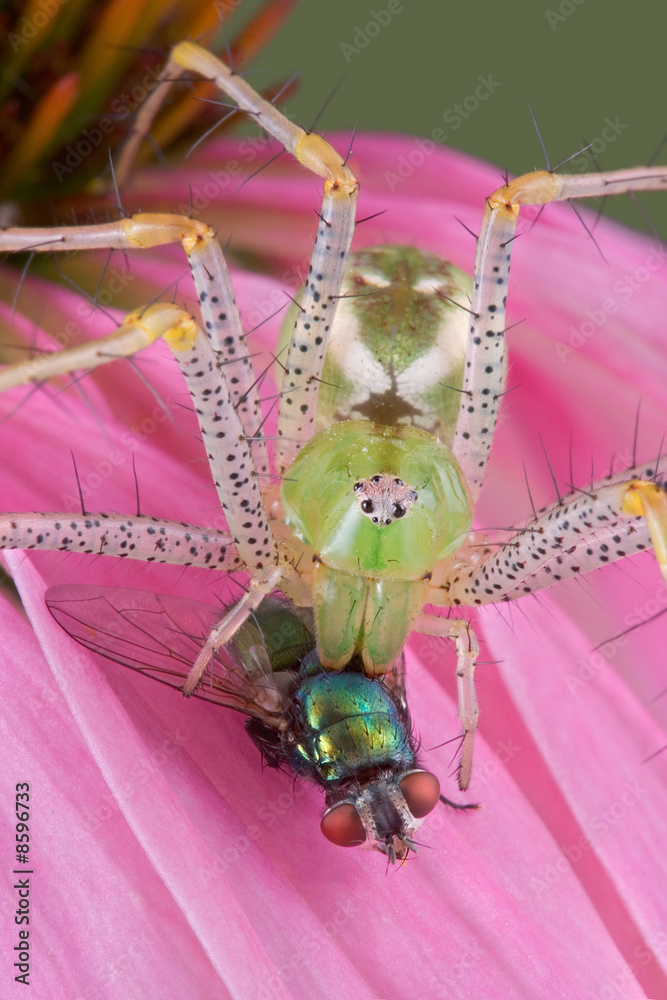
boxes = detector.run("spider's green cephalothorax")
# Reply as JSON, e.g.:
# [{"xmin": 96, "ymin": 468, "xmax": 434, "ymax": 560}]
[{"xmin": 281, "ymin": 419, "xmax": 472, "ymax": 671}]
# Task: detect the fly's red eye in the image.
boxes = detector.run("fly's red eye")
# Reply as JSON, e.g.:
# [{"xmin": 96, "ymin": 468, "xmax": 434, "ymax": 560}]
[
  {"xmin": 320, "ymin": 803, "xmax": 366, "ymax": 847},
  {"xmin": 400, "ymin": 771, "xmax": 440, "ymax": 818}
]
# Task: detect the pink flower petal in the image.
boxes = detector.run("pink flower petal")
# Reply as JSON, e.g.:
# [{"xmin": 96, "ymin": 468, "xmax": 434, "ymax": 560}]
[{"xmin": 1, "ymin": 135, "xmax": 666, "ymax": 997}]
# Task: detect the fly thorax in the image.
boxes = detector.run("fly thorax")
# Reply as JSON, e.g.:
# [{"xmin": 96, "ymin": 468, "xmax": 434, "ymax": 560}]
[{"xmin": 286, "ymin": 669, "xmax": 414, "ymax": 781}]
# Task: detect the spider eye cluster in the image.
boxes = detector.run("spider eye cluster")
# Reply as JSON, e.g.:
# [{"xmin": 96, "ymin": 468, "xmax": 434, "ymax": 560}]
[{"xmin": 353, "ymin": 474, "xmax": 419, "ymax": 526}]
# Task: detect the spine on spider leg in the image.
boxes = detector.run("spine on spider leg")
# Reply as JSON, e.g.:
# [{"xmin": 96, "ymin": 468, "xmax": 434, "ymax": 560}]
[
  {"xmin": 0, "ymin": 291, "xmax": 279, "ymax": 583},
  {"xmin": 113, "ymin": 60, "xmax": 188, "ymax": 187},
  {"xmin": 415, "ymin": 613, "xmax": 480, "ymax": 790},
  {"xmin": 0, "ymin": 513, "xmax": 240, "ymax": 570},
  {"xmin": 116, "ymin": 41, "xmax": 312, "ymax": 188},
  {"xmin": 183, "ymin": 45, "xmax": 364, "ymax": 474},
  {"xmin": 0, "ymin": 311, "xmax": 169, "ymax": 391},
  {"xmin": 0, "ymin": 218, "xmax": 266, "ymax": 479}
]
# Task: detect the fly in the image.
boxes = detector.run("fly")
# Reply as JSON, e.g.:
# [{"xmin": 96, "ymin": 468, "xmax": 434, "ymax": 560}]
[{"xmin": 46, "ymin": 586, "xmax": 476, "ymax": 862}]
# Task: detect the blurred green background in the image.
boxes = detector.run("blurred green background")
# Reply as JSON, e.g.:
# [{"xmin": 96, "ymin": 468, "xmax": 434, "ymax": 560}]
[{"xmin": 232, "ymin": 0, "xmax": 667, "ymax": 235}]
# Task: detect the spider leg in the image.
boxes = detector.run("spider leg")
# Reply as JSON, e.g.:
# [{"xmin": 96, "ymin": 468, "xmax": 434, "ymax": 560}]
[
  {"xmin": 444, "ymin": 458, "xmax": 667, "ymax": 606},
  {"xmin": 115, "ymin": 40, "xmax": 360, "ymax": 472},
  {"xmin": 0, "ymin": 512, "xmax": 238, "ymax": 570},
  {"xmin": 414, "ymin": 613, "xmax": 480, "ymax": 791},
  {"xmin": 0, "ymin": 43, "xmax": 360, "ymax": 668},
  {"xmin": 455, "ymin": 165, "xmax": 667, "ymax": 501}
]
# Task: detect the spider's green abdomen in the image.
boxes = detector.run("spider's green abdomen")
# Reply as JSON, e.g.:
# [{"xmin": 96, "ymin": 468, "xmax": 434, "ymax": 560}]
[
  {"xmin": 278, "ymin": 246, "xmax": 472, "ymax": 445},
  {"xmin": 315, "ymin": 246, "xmax": 472, "ymax": 445}
]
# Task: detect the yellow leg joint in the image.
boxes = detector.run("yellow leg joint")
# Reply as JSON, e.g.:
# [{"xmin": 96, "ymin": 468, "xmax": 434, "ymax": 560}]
[
  {"xmin": 162, "ymin": 314, "xmax": 199, "ymax": 353},
  {"xmin": 126, "ymin": 305, "xmax": 199, "ymax": 353},
  {"xmin": 124, "ymin": 214, "xmax": 213, "ymax": 251},
  {"xmin": 172, "ymin": 40, "xmax": 208, "ymax": 72},
  {"xmin": 622, "ymin": 480, "xmax": 667, "ymax": 579},
  {"xmin": 489, "ymin": 170, "xmax": 559, "ymax": 211},
  {"xmin": 296, "ymin": 132, "xmax": 358, "ymax": 192}
]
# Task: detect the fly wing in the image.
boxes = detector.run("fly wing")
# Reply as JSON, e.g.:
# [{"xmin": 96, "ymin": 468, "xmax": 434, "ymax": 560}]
[{"xmin": 45, "ymin": 584, "xmax": 308, "ymax": 723}]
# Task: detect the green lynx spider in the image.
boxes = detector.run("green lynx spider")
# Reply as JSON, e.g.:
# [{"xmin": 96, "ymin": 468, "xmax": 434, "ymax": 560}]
[{"xmin": 1, "ymin": 41, "xmax": 667, "ymax": 791}]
